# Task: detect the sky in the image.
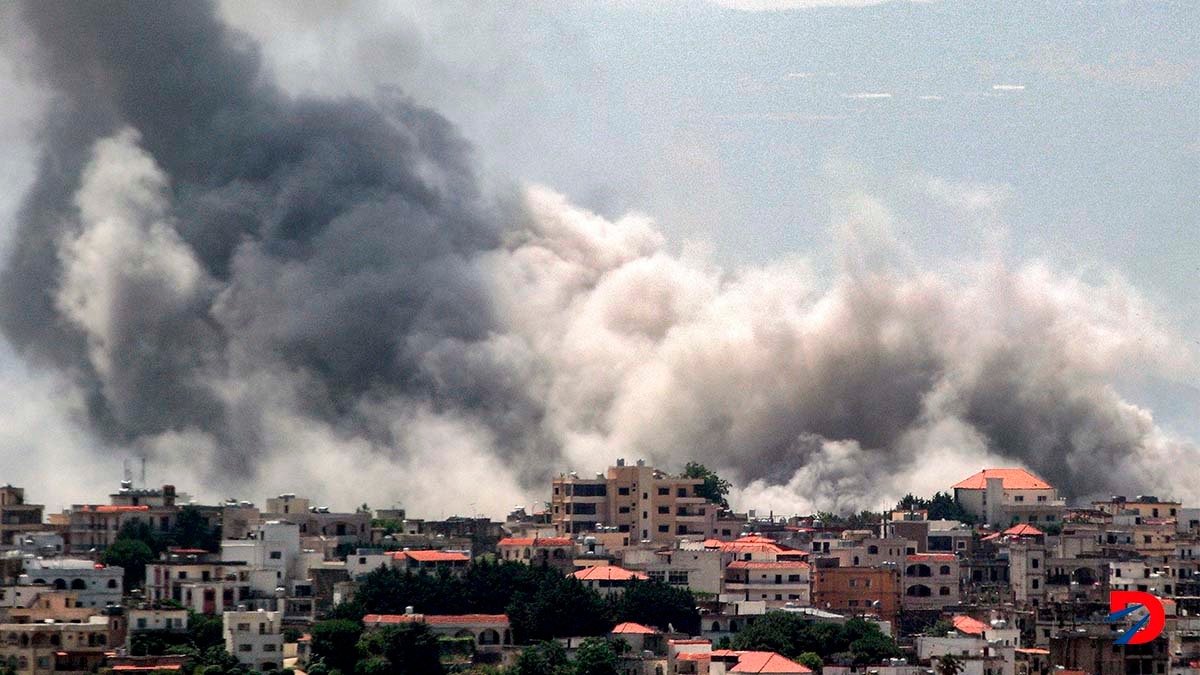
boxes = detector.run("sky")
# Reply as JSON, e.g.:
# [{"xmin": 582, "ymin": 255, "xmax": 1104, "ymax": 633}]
[{"xmin": 0, "ymin": 0, "xmax": 1196, "ymax": 515}]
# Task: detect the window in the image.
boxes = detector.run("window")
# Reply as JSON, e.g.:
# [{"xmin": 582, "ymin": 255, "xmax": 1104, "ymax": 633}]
[
  {"xmin": 658, "ymin": 525, "xmax": 669, "ymax": 533},
  {"xmin": 269, "ymin": 551, "xmax": 282, "ymax": 560},
  {"xmin": 1037, "ymin": 495, "xmax": 1047, "ymax": 502},
  {"xmin": 618, "ymin": 487, "xmax": 630, "ymax": 496},
  {"xmin": 940, "ymin": 565, "xmax": 951, "ymax": 575},
  {"xmin": 678, "ymin": 488, "xmax": 688, "ymax": 498},
  {"xmin": 177, "ymin": 571, "xmax": 187, "ymax": 579},
  {"xmin": 239, "ymin": 644, "xmax": 252, "ymax": 652},
  {"xmin": 658, "ymin": 488, "xmax": 670, "ymax": 496},
  {"xmin": 867, "ymin": 545, "xmax": 879, "ymax": 554},
  {"xmin": 1032, "ymin": 579, "xmax": 1040, "ymax": 589},
  {"xmin": 137, "ymin": 619, "xmax": 147, "ymax": 629},
  {"xmin": 237, "ymin": 623, "xmax": 250, "ymax": 632},
  {"xmin": 619, "ymin": 506, "xmax": 630, "ymax": 514},
  {"xmin": 1014, "ymin": 496, "xmax": 1024, "ymax": 502},
  {"xmin": 1031, "ymin": 559, "xmax": 1039, "ymax": 569},
  {"xmin": 574, "ymin": 503, "xmax": 597, "ymax": 515},
  {"xmin": 658, "ymin": 506, "xmax": 669, "ymax": 514},
  {"xmin": 263, "ymin": 644, "xmax": 277, "ymax": 652},
  {"xmin": 788, "ymin": 575, "xmax": 802, "ymax": 582},
  {"xmin": 668, "ymin": 571, "xmax": 688, "ymax": 585},
  {"xmin": 939, "ymin": 586, "xmax": 951, "ymax": 596}
]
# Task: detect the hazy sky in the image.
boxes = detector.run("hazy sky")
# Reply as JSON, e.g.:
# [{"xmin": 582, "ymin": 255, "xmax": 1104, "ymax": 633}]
[{"xmin": 0, "ymin": 0, "xmax": 1195, "ymax": 513}]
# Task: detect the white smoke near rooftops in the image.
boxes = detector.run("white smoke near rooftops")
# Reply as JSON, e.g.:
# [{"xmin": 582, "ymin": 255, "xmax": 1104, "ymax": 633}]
[{"xmin": 4, "ymin": 1, "xmax": 1198, "ymax": 515}]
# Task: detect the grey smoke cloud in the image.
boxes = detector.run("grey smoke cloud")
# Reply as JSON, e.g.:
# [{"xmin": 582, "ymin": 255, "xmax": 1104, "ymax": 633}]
[{"xmin": 2, "ymin": 0, "xmax": 1197, "ymax": 515}]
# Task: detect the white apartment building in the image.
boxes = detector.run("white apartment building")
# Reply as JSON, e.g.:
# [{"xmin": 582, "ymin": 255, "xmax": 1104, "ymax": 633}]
[
  {"xmin": 18, "ymin": 559, "xmax": 122, "ymax": 608},
  {"xmin": 223, "ymin": 609, "xmax": 283, "ymax": 671}
]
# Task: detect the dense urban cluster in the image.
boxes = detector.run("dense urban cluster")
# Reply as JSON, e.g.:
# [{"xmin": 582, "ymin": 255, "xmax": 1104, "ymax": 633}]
[{"xmin": 0, "ymin": 460, "xmax": 1195, "ymax": 675}]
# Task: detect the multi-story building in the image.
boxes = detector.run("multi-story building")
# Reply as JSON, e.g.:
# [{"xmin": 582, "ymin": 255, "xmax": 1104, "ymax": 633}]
[
  {"xmin": 952, "ymin": 469, "xmax": 1064, "ymax": 527},
  {"xmin": 62, "ymin": 483, "xmax": 180, "ymax": 554},
  {"xmin": 1092, "ymin": 496, "xmax": 1181, "ymax": 521},
  {"xmin": 623, "ymin": 545, "xmax": 724, "ymax": 595},
  {"xmin": 723, "ymin": 560, "xmax": 811, "ymax": 607},
  {"xmin": 1049, "ymin": 624, "xmax": 1168, "ymax": 675},
  {"xmin": 223, "ymin": 609, "xmax": 283, "ymax": 672},
  {"xmin": 18, "ymin": 559, "xmax": 122, "ymax": 608},
  {"xmin": 496, "ymin": 536, "xmax": 575, "ymax": 571},
  {"xmin": 145, "ymin": 557, "xmax": 252, "ymax": 614},
  {"xmin": 0, "ymin": 614, "xmax": 123, "ymax": 675},
  {"xmin": 551, "ymin": 459, "xmax": 718, "ymax": 542},
  {"xmin": 0, "ymin": 487, "xmax": 43, "ymax": 548},
  {"xmin": 572, "ymin": 565, "xmax": 648, "ymax": 597},
  {"xmin": 811, "ymin": 561, "xmax": 902, "ymax": 625},
  {"xmin": 902, "ymin": 553, "xmax": 960, "ymax": 611}
]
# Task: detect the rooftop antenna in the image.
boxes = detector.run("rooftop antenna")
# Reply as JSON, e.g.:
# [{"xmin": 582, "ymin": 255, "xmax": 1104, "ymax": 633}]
[
  {"xmin": 140, "ymin": 457, "xmax": 146, "ymax": 487},
  {"xmin": 123, "ymin": 459, "xmax": 132, "ymax": 485}
]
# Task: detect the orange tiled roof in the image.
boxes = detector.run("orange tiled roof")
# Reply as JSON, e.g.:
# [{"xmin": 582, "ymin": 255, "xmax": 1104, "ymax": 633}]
[
  {"xmin": 1016, "ymin": 648, "xmax": 1050, "ymax": 655},
  {"xmin": 572, "ymin": 565, "xmax": 648, "ymax": 581},
  {"xmin": 951, "ymin": 615, "xmax": 988, "ymax": 636},
  {"xmin": 727, "ymin": 560, "xmax": 810, "ymax": 570},
  {"xmin": 363, "ymin": 613, "xmax": 508, "ymax": 626},
  {"xmin": 714, "ymin": 650, "xmax": 812, "ymax": 673},
  {"xmin": 952, "ymin": 468, "xmax": 1052, "ymax": 490},
  {"xmin": 611, "ymin": 621, "xmax": 658, "ymax": 634},
  {"xmin": 391, "ymin": 550, "xmax": 469, "ymax": 563},
  {"xmin": 497, "ymin": 537, "xmax": 573, "ymax": 547},
  {"xmin": 1003, "ymin": 524, "xmax": 1045, "ymax": 537}
]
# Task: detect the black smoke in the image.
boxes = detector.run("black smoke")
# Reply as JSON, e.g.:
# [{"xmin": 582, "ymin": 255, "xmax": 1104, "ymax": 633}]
[{"xmin": 0, "ymin": 0, "xmax": 523, "ymax": 474}]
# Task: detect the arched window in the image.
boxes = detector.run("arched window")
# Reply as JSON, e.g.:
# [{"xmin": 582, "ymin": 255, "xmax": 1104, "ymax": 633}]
[
  {"xmin": 712, "ymin": 621, "xmax": 722, "ymax": 632},
  {"xmin": 905, "ymin": 584, "xmax": 932, "ymax": 597},
  {"xmin": 53, "ymin": 579, "xmax": 67, "ymax": 590},
  {"xmin": 729, "ymin": 619, "xmax": 739, "ymax": 632},
  {"xmin": 523, "ymin": 548, "xmax": 531, "ymax": 560},
  {"xmin": 939, "ymin": 565, "xmax": 951, "ymax": 576},
  {"xmin": 905, "ymin": 564, "xmax": 931, "ymax": 578},
  {"xmin": 478, "ymin": 629, "xmax": 501, "ymax": 645},
  {"xmin": 71, "ymin": 579, "xmax": 87, "ymax": 590},
  {"xmin": 867, "ymin": 545, "xmax": 879, "ymax": 555},
  {"xmin": 107, "ymin": 579, "xmax": 119, "ymax": 589}
]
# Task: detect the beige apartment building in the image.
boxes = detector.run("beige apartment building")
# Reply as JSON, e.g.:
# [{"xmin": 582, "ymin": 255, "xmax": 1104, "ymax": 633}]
[
  {"xmin": 551, "ymin": 459, "xmax": 717, "ymax": 543},
  {"xmin": 0, "ymin": 487, "xmax": 43, "ymax": 547}
]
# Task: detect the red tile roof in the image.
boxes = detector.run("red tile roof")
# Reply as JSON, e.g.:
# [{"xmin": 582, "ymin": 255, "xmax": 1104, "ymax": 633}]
[
  {"xmin": 951, "ymin": 615, "xmax": 988, "ymax": 636},
  {"xmin": 363, "ymin": 613, "xmax": 509, "ymax": 627},
  {"xmin": 1003, "ymin": 524, "xmax": 1045, "ymax": 537},
  {"xmin": 1016, "ymin": 648, "xmax": 1050, "ymax": 656},
  {"xmin": 713, "ymin": 650, "xmax": 813, "ymax": 673},
  {"xmin": 391, "ymin": 550, "xmax": 469, "ymax": 563},
  {"xmin": 727, "ymin": 560, "xmax": 810, "ymax": 570},
  {"xmin": 572, "ymin": 565, "xmax": 648, "ymax": 581},
  {"xmin": 497, "ymin": 537, "xmax": 573, "ymax": 547},
  {"xmin": 611, "ymin": 622, "xmax": 658, "ymax": 634},
  {"xmin": 952, "ymin": 468, "xmax": 1052, "ymax": 490}
]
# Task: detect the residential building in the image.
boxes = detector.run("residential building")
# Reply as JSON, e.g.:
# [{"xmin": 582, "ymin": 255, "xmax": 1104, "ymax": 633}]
[
  {"xmin": 0, "ymin": 487, "xmax": 43, "ymax": 548},
  {"xmin": 18, "ymin": 559, "xmax": 122, "ymax": 608},
  {"xmin": 723, "ymin": 560, "xmax": 811, "ymax": 608},
  {"xmin": 362, "ymin": 612, "xmax": 513, "ymax": 652},
  {"xmin": 902, "ymin": 553, "xmax": 961, "ymax": 611},
  {"xmin": 811, "ymin": 562, "xmax": 902, "ymax": 625},
  {"xmin": 223, "ymin": 609, "xmax": 283, "ymax": 672},
  {"xmin": 571, "ymin": 565, "xmax": 648, "ymax": 597},
  {"xmin": 0, "ymin": 615, "xmax": 122, "ymax": 675},
  {"xmin": 952, "ymin": 469, "xmax": 1064, "ymax": 527},
  {"xmin": 496, "ymin": 536, "xmax": 575, "ymax": 571},
  {"xmin": 551, "ymin": 459, "xmax": 718, "ymax": 542}
]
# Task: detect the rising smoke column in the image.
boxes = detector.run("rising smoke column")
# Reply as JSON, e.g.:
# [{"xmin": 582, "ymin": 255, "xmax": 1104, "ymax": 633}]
[{"xmin": 2, "ymin": 0, "xmax": 1197, "ymax": 513}]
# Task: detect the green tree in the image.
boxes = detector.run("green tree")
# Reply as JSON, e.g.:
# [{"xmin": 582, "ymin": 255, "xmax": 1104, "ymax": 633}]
[
  {"xmin": 310, "ymin": 619, "xmax": 363, "ymax": 674},
  {"xmin": 507, "ymin": 575, "xmax": 611, "ymax": 643},
  {"xmin": 512, "ymin": 641, "xmax": 571, "ymax": 675},
  {"xmin": 572, "ymin": 637, "xmax": 619, "ymax": 675},
  {"xmin": 170, "ymin": 506, "xmax": 220, "ymax": 551},
  {"xmin": 612, "ymin": 580, "xmax": 700, "ymax": 635},
  {"xmin": 103, "ymin": 537, "xmax": 154, "ymax": 589},
  {"xmin": 682, "ymin": 463, "xmax": 731, "ymax": 508},
  {"xmin": 798, "ymin": 652, "xmax": 824, "ymax": 674},
  {"xmin": 356, "ymin": 623, "xmax": 443, "ymax": 675}
]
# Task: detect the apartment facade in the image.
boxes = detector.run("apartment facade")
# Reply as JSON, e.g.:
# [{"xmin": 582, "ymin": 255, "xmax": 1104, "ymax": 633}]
[
  {"xmin": 952, "ymin": 469, "xmax": 1064, "ymax": 526},
  {"xmin": 551, "ymin": 459, "xmax": 717, "ymax": 542},
  {"xmin": 223, "ymin": 610, "xmax": 283, "ymax": 672}
]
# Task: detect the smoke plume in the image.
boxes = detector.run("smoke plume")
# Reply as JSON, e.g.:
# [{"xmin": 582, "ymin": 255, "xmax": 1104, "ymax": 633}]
[{"xmin": 2, "ymin": 0, "xmax": 1196, "ymax": 515}]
